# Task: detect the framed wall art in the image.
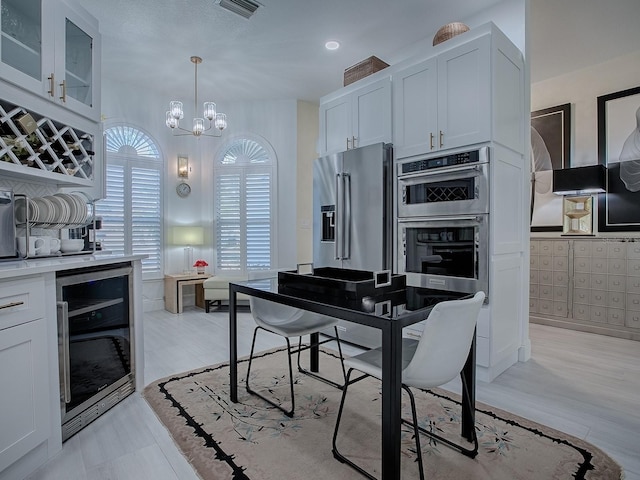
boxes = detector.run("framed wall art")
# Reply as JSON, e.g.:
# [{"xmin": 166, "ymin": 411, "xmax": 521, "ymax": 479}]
[
  {"xmin": 530, "ymin": 103, "xmax": 572, "ymax": 232},
  {"xmin": 597, "ymin": 86, "xmax": 640, "ymax": 232}
]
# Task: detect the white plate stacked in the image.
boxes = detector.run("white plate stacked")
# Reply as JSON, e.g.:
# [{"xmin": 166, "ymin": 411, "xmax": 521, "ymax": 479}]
[
  {"xmin": 44, "ymin": 195, "xmax": 71, "ymax": 229},
  {"xmin": 54, "ymin": 193, "xmax": 89, "ymax": 225}
]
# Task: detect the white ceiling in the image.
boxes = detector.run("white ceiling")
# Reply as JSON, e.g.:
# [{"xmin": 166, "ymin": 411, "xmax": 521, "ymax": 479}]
[{"xmin": 79, "ymin": 0, "xmax": 640, "ymax": 103}]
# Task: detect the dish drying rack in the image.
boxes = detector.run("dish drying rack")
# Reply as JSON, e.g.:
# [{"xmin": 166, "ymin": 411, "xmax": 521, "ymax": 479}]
[{"xmin": 14, "ymin": 193, "xmax": 97, "ymax": 259}]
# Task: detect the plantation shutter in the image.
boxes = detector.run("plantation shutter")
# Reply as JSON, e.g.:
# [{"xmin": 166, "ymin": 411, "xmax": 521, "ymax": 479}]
[
  {"xmin": 96, "ymin": 164, "xmax": 126, "ymax": 256},
  {"xmin": 131, "ymin": 166, "xmax": 162, "ymax": 274},
  {"xmin": 246, "ymin": 172, "xmax": 271, "ymax": 270},
  {"xmin": 215, "ymin": 172, "xmax": 242, "ymax": 272}
]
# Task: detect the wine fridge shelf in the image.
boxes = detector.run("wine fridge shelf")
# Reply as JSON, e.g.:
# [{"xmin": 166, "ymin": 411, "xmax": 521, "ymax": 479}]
[{"xmin": 0, "ymin": 97, "xmax": 95, "ymax": 186}]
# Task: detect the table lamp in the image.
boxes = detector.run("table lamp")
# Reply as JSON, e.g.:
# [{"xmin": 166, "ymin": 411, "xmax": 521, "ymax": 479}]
[{"xmin": 171, "ymin": 226, "xmax": 204, "ymax": 273}]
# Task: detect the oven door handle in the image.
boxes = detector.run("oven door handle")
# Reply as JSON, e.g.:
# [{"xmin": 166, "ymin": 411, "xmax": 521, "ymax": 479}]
[
  {"xmin": 399, "ymin": 215, "xmax": 484, "ymax": 223},
  {"xmin": 57, "ymin": 300, "xmax": 71, "ymax": 404},
  {"xmin": 400, "ymin": 163, "xmax": 483, "ymax": 181}
]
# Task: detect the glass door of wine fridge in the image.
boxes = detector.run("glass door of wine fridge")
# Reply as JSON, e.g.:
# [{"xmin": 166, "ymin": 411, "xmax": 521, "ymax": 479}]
[{"xmin": 56, "ymin": 263, "xmax": 134, "ymax": 441}]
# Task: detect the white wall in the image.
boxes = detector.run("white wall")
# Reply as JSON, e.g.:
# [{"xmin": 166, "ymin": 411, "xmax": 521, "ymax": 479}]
[{"xmin": 101, "ymin": 78, "xmax": 301, "ymax": 308}]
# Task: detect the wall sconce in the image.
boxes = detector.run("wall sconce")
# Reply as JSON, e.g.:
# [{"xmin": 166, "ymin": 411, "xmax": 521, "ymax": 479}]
[{"xmin": 178, "ymin": 155, "xmax": 189, "ymax": 178}]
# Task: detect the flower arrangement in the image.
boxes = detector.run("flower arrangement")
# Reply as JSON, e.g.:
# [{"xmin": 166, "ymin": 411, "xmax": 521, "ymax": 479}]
[{"xmin": 193, "ymin": 259, "xmax": 208, "ymax": 274}]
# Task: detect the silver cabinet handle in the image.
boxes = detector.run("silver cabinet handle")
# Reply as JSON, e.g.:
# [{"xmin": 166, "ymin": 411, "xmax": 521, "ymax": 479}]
[
  {"xmin": 57, "ymin": 301, "xmax": 71, "ymax": 404},
  {"xmin": 47, "ymin": 73, "xmax": 56, "ymax": 98},
  {"xmin": 346, "ymin": 137, "xmax": 351, "ymax": 150},
  {"xmin": 0, "ymin": 301, "xmax": 24, "ymax": 310}
]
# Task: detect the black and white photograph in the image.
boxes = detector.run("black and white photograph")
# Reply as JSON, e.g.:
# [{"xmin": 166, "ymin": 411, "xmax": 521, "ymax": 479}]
[
  {"xmin": 598, "ymin": 85, "xmax": 640, "ymax": 231},
  {"xmin": 530, "ymin": 103, "xmax": 571, "ymax": 231}
]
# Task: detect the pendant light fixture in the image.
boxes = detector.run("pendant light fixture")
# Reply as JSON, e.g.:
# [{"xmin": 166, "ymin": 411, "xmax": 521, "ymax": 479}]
[{"xmin": 165, "ymin": 56, "xmax": 228, "ymax": 137}]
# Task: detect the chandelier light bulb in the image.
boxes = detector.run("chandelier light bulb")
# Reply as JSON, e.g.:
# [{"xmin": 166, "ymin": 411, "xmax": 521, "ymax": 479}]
[
  {"xmin": 215, "ymin": 113, "xmax": 227, "ymax": 131},
  {"xmin": 169, "ymin": 101, "xmax": 184, "ymax": 120},
  {"xmin": 166, "ymin": 111, "xmax": 178, "ymax": 129},
  {"xmin": 203, "ymin": 102, "xmax": 216, "ymax": 121},
  {"xmin": 193, "ymin": 118, "xmax": 205, "ymax": 136}
]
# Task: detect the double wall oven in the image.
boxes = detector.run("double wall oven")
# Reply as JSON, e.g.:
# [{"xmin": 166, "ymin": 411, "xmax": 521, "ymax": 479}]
[{"xmin": 396, "ymin": 147, "xmax": 490, "ymax": 296}]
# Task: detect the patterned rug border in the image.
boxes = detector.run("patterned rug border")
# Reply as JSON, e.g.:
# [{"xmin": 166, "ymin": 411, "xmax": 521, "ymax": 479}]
[{"xmin": 143, "ymin": 347, "xmax": 623, "ymax": 480}]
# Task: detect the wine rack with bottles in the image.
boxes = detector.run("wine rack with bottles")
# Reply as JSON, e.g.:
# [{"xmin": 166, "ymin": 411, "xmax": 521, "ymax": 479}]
[{"xmin": 0, "ymin": 97, "xmax": 95, "ymax": 184}]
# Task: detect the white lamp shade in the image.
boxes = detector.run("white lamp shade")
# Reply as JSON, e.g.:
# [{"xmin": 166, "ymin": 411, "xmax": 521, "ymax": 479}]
[{"xmin": 172, "ymin": 226, "xmax": 204, "ymax": 245}]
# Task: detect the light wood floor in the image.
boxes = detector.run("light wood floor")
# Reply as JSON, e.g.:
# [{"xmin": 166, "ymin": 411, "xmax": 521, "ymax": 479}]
[{"xmin": 26, "ymin": 308, "xmax": 640, "ymax": 480}]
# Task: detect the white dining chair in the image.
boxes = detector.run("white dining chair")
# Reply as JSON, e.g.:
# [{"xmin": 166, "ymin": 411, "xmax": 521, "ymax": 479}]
[
  {"xmin": 331, "ymin": 291, "xmax": 485, "ymax": 480},
  {"xmin": 245, "ymin": 270, "xmax": 347, "ymax": 417}
]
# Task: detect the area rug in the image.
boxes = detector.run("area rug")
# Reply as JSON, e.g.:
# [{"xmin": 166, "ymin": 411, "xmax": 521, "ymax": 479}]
[{"xmin": 143, "ymin": 347, "xmax": 623, "ymax": 480}]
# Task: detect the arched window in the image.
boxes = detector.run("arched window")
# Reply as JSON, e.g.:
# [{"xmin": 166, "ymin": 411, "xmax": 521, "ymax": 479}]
[
  {"xmin": 96, "ymin": 125, "xmax": 164, "ymax": 277},
  {"xmin": 214, "ymin": 137, "xmax": 275, "ymax": 274}
]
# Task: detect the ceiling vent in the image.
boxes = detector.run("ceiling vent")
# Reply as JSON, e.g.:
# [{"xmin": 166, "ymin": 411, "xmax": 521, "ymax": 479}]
[{"xmin": 218, "ymin": 0, "xmax": 260, "ymax": 19}]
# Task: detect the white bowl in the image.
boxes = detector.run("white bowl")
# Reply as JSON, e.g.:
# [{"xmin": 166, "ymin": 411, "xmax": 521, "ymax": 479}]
[{"xmin": 61, "ymin": 239, "xmax": 85, "ymax": 253}]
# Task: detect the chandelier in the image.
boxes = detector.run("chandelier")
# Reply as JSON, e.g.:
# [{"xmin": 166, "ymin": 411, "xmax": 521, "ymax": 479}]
[{"xmin": 165, "ymin": 56, "xmax": 228, "ymax": 137}]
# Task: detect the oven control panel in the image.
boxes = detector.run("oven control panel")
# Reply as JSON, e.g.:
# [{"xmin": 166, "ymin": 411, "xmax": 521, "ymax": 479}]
[{"xmin": 401, "ymin": 149, "xmax": 486, "ymax": 174}]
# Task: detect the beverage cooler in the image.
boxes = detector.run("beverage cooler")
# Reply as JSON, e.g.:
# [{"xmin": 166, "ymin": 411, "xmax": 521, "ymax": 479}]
[{"xmin": 56, "ymin": 263, "xmax": 134, "ymax": 441}]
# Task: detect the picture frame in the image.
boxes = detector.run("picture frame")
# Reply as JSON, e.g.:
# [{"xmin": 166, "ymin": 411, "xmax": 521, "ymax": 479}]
[
  {"xmin": 530, "ymin": 103, "xmax": 572, "ymax": 232},
  {"xmin": 597, "ymin": 86, "xmax": 640, "ymax": 232}
]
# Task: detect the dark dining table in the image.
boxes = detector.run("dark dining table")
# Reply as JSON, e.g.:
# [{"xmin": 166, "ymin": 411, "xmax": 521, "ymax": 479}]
[{"xmin": 228, "ymin": 277, "xmax": 475, "ymax": 480}]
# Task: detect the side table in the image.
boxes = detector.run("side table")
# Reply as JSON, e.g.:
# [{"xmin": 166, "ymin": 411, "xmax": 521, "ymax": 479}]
[{"xmin": 164, "ymin": 273, "xmax": 212, "ymax": 314}]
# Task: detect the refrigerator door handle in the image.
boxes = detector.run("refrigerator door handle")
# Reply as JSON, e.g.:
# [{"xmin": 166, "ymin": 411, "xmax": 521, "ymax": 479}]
[
  {"xmin": 335, "ymin": 173, "xmax": 342, "ymax": 260},
  {"xmin": 343, "ymin": 173, "xmax": 351, "ymax": 260},
  {"xmin": 57, "ymin": 300, "xmax": 71, "ymax": 404}
]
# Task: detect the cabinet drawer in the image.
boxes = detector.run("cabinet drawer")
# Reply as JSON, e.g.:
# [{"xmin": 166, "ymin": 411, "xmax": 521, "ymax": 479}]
[
  {"xmin": 608, "ymin": 259, "xmax": 626, "ymax": 275},
  {"xmin": 590, "ymin": 258, "xmax": 607, "ymax": 274},
  {"xmin": 539, "ymin": 285, "xmax": 553, "ymax": 300},
  {"xmin": 589, "ymin": 290, "xmax": 606, "ymax": 306},
  {"xmin": 607, "ymin": 275, "xmax": 625, "ymax": 292},
  {"xmin": 539, "ymin": 271, "xmax": 553, "ymax": 285},
  {"xmin": 607, "ymin": 308, "xmax": 625, "ymax": 326},
  {"xmin": 553, "ymin": 256, "xmax": 568, "ymax": 272},
  {"xmin": 573, "ymin": 303, "xmax": 590, "ymax": 321},
  {"xmin": 529, "ymin": 284, "xmax": 539, "ymax": 298},
  {"xmin": 573, "ymin": 288, "xmax": 589, "ymax": 303},
  {"xmin": 553, "ymin": 286, "xmax": 568, "ymax": 302},
  {"xmin": 607, "ymin": 291, "xmax": 625, "ymax": 309},
  {"xmin": 553, "ymin": 271, "xmax": 569, "ymax": 286},
  {"xmin": 573, "ymin": 273, "xmax": 590, "ymax": 289},
  {"xmin": 591, "ymin": 242, "xmax": 607, "ymax": 257},
  {"xmin": 0, "ymin": 276, "xmax": 46, "ymax": 330},
  {"xmin": 590, "ymin": 306, "xmax": 607, "ymax": 324},
  {"xmin": 530, "ymin": 241, "xmax": 539, "ymax": 255},
  {"xmin": 529, "ymin": 269, "xmax": 539, "ymax": 284},
  {"xmin": 625, "ymin": 310, "xmax": 640, "ymax": 329},
  {"xmin": 607, "ymin": 242, "xmax": 626, "ymax": 259},
  {"xmin": 539, "ymin": 241, "xmax": 553, "ymax": 255},
  {"xmin": 538, "ymin": 255, "xmax": 552, "ymax": 270},
  {"xmin": 552, "ymin": 301, "xmax": 568, "ymax": 318},
  {"xmin": 627, "ymin": 259, "xmax": 640, "ymax": 277},
  {"xmin": 626, "ymin": 293, "xmax": 640, "ymax": 312},
  {"xmin": 574, "ymin": 241, "xmax": 592, "ymax": 256},
  {"xmin": 627, "ymin": 277, "xmax": 640, "ymax": 294},
  {"xmin": 537, "ymin": 300, "xmax": 553, "ymax": 316},
  {"xmin": 590, "ymin": 274, "xmax": 607, "ymax": 290},
  {"xmin": 627, "ymin": 243, "xmax": 640, "ymax": 260},
  {"xmin": 529, "ymin": 298, "xmax": 538, "ymax": 313},
  {"xmin": 574, "ymin": 257, "xmax": 590, "ymax": 273},
  {"xmin": 530, "ymin": 255, "xmax": 539, "ymax": 269},
  {"xmin": 553, "ymin": 241, "xmax": 569, "ymax": 256}
]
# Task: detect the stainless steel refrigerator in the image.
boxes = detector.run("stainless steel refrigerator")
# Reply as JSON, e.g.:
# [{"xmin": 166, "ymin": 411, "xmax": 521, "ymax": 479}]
[{"xmin": 312, "ymin": 142, "xmax": 393, "ymax": 347}]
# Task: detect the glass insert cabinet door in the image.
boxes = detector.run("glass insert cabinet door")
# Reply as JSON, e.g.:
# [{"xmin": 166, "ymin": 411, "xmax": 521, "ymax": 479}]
[{"xmin": 0, "ymin": 0, "xmax": 42, "ymax": 86}]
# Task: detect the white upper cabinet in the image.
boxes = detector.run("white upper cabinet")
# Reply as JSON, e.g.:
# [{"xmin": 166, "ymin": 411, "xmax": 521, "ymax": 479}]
[
  {"xmin": 393, "ymin": 34, "xmax": 491, "ymax": 159},
  {"xmin": 0, "ymin": 0, "xmax": 101, "ymax": 122},
  {"xmin": 319, "ymin": 76, "xmax": 391, "ymax": 155}
]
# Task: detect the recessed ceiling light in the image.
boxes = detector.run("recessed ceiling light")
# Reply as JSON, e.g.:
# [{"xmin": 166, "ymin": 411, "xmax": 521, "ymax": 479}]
[{"xmin": 325, "ymin": 40, "xmax": 340, "ymax": 51}]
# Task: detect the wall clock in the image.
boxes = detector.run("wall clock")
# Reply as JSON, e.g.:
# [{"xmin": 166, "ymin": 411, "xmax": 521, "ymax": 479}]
[{"xmin": 176, "ymin": 182, "xmax": 191, "ymax": 198}]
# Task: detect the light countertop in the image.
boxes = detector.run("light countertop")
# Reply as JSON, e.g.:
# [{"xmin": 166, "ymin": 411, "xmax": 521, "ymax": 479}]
[{"xmin": 0, "ymin": 253, "xmax": 146, "ymax": 280}]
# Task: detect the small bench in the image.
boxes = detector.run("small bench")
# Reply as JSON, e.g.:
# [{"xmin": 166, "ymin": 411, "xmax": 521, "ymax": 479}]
[{"xmin": 203, "ymin": 276, "xmax": 250, "ymax": 312}]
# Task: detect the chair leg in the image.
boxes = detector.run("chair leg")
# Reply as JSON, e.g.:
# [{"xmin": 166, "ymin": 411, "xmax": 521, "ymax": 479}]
[
  {"xmin": 296, "ymin": 327, "xmax": 347, "ymax": 389},
  {"xmin": 403, "ymin": 385, "xmax": 425, "ymax": 480},
  {"xmin": 245, "ymin": 327, "xmax": 296, "ymax": 417},
  {"xmin": 403, "ymin": 380, "xmax": 479, "ymax": 459}
]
